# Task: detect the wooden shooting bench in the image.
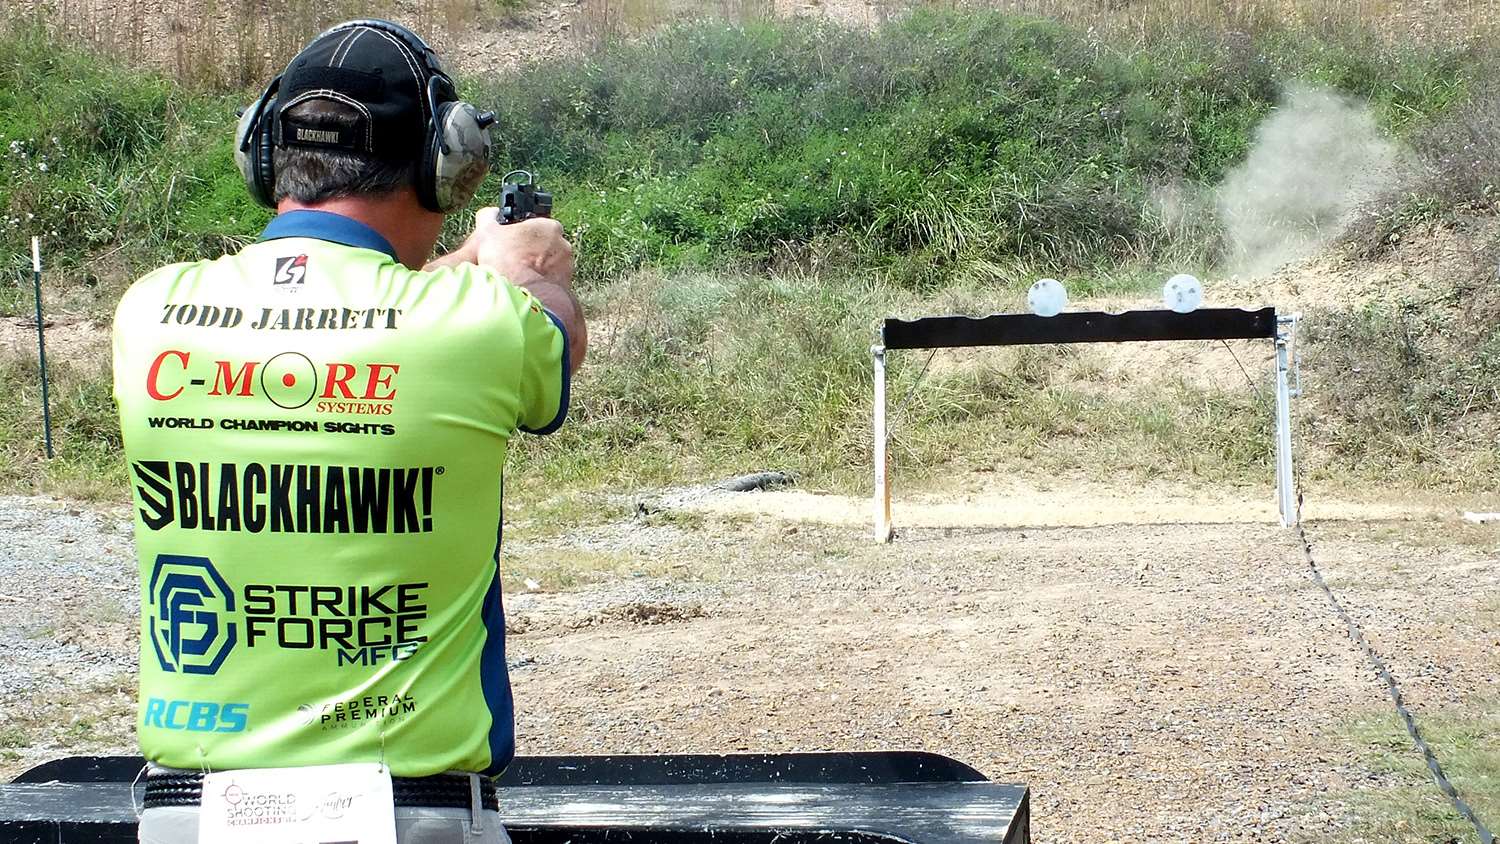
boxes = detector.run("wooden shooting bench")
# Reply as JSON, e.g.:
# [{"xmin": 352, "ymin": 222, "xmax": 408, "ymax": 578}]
[{"xmin": 0, "ymin": 751, "xmax": 1030, "ymax": 843}]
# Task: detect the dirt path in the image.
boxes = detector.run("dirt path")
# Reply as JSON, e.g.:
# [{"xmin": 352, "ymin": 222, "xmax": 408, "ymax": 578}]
[
  {"xmin": 502, "ymin": 499, "xmax": 1499, "ymax": 842},
  {"xmin": 3, "ymin": 486, "xmax": 1495, "ymax": 841},
  {"xmin": 0, "ymin": 316, "xmax": 110, "ymax": 370},
  {"xmin": 667, "ymin": 476, "xmax": 1482, "ymax": 531}
]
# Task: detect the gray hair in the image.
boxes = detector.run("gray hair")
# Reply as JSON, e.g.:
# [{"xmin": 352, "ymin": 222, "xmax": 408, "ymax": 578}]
[{"xmin": 272, "ymin": 99, "xmax": 416, "ymax": 204}]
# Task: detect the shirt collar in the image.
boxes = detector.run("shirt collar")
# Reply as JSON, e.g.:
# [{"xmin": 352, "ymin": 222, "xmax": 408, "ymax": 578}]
[{"xmin": 259, "ymin": 210, "xmax": 399, "ymax": 262}]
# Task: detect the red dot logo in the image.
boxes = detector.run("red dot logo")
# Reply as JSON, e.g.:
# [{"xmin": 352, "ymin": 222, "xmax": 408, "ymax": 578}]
[{"xmin": 258, "ymin": 352, "xmax": 318, "ymax": 410}]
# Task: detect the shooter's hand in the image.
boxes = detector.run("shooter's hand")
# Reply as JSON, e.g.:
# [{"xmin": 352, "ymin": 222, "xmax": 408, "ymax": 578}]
[
  {"xmin": 424, "ymin": 210, "xmax": 584, "ymax": 371},
  {"xmin": 427, "ymin": 210, "xmax": 574, "ymax": 285},
  {"xmin": 442, "ymin": 209, "xmax": 585, "ymax": 372},
  {"xmin": 470, "ymin": 210, "xmax": 574, "ymax": 291}
]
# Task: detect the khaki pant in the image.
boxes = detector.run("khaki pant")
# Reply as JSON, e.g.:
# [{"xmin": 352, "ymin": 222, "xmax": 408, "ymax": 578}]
[{"xmin": 138, "ymin": 804, "xmax": 512, "ymax": 843}]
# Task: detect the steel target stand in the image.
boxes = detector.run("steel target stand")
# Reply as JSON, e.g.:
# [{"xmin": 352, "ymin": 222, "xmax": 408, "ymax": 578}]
[{"xmin": 873, "ymin": 307, "xmax": 1300, "ymax": 542}]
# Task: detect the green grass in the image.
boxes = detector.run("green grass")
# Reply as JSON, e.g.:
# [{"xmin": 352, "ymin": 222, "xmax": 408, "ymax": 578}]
[
  {"xmin": 3, "ymin": 12, "xmax": 1496, "ymax": 310},
  {"xmin": 1337, "ymin": 702, "xmax": 1500, "ymax": 843},
  {"xmin": 0, "ymin": 356, "xmax": 125, "ymax": 499},
  {"xmin": 0, "ymin": 673, "xmax": 137, "ymax": 780},
  {"xmin": 6, "ymin": 262, "xmax": 1495, "ymax": 504},
  {"xmin": 0, "ymin": 20, "xmax": 268, "ymax": 313},
  {"xmin": 507, "ymin": 269, "xmax": 1289, "ymax": 499},
  {"xmin": 1, "ymin": 12, "xmax": 1498, "ymax": 502},
  {"xmin": 474, "ymin": 12, "xmax": 1494, "ymax": 286},
  {"xmin": 1301, "ymin": 257, "xmax": 1500, "ymax": 486}
]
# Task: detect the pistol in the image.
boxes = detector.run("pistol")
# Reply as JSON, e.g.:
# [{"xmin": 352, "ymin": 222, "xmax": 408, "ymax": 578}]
[{"xmin": 498, "ymin": 170, "xmax": 553, "ymax": 224}]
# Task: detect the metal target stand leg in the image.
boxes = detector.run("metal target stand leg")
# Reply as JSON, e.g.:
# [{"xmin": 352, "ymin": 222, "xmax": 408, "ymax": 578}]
[
  {"xmin": 1274, "ymin": 314, "xmax": 1300, "ymax": 527},
  {"xmin": 873, "ymin": 345, "xmax": 893, "ymax": 543}
]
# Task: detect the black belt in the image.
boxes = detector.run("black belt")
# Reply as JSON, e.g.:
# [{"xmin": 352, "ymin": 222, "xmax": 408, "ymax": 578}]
[{"xmin": 143, "ymin": 771, "xmax": 499, "ymax": 812}]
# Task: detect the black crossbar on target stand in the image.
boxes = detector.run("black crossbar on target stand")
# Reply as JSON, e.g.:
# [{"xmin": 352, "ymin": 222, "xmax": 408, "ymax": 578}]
[
  {"xmin": 871, "ymin": 307, "xmax": 1297, "ymax": 541},
  {"xmin": 883, "ymin": 308, "xmax": 1277, "ymax": 349}
]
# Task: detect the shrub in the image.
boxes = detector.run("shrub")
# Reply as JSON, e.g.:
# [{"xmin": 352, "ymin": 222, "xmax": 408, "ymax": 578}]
[{"xmin": 474, "ymin": 10, "xmax": 1495, "ymax": 286}]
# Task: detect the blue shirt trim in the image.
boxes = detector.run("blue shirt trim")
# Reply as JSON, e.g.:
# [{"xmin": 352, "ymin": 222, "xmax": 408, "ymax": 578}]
[
  {"xmin": 483, "ymin": 479, "xmax": 514, "ymax": 776},
  {"xmin": 259, "ymin": 210, "xmax": 399, "ymax": 262},
  {"xmin": 518, "ymin": 310, "xmax": 571, "ymax": 436},
  {"xmin": 477, "ymin": 558, "xmax": 515, "ymax": 776}
]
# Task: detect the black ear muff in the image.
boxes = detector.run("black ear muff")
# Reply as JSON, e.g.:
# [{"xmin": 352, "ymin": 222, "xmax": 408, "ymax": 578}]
[{"xmin": 235, "ymin": 76, "xmax": 281, "ymax": 208}]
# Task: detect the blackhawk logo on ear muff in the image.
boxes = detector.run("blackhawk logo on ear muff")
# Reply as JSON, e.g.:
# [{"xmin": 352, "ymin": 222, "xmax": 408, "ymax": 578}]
[{"xmin": 234, "ymin": 19, "xmax": 494, "ymax": 214}]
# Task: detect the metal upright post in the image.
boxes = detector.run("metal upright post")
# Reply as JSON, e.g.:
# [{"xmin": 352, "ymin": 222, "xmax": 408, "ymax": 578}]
[
  {"xmin": 872, "ymin": 345, "xmax": 892, "ymax": 543},
  {"xmin": 1274, "ymin": 324, "xmax": 1296, "ymax": 527},
  {"xmin": 31, "ymin": 237, "xmax": 54, "ymax": 460}
]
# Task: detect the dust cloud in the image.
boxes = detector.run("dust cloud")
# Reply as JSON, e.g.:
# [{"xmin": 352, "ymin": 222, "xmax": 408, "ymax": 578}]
[{"xmin": 1217, "ymin": 83, "xmax": 1403, "ymax": 276}]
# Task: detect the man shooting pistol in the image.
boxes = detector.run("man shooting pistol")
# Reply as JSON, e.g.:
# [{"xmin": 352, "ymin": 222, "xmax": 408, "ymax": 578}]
[{"xmin": 112, "ymin": 19, "xmax": 586, "ymax": 844}]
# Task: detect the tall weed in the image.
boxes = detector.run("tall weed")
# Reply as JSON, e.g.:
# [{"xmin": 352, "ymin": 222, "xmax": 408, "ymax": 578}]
[
  {"xmin": 0, "ymin": 22, "xmax": 265, "ymax": 308},
  {"xmin": 0, "ymin": 356, "xmax": 124, "ymax": 498}
]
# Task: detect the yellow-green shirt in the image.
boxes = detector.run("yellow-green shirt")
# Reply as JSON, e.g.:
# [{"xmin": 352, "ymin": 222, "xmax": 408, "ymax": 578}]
[{"xmin": 112, "ymin": 210, "xmax": 567, "ymax": 776}]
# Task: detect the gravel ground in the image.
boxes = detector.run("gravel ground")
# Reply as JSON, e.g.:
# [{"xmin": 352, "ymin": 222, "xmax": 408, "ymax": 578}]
[
  {"xmin": 0, "ymin": 496, "xmax": 137, "ymax": 772},
  {"xmin": 1, "ymin": 490, "xmax": 1496, "ymax": 843},
  {"xmin": 0, "ymin": 496, "xmax": 136, "ymax": 692},
  {"xmin": 501, "ymin": 515, "xmax": 1490, "ymax": 842}
]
